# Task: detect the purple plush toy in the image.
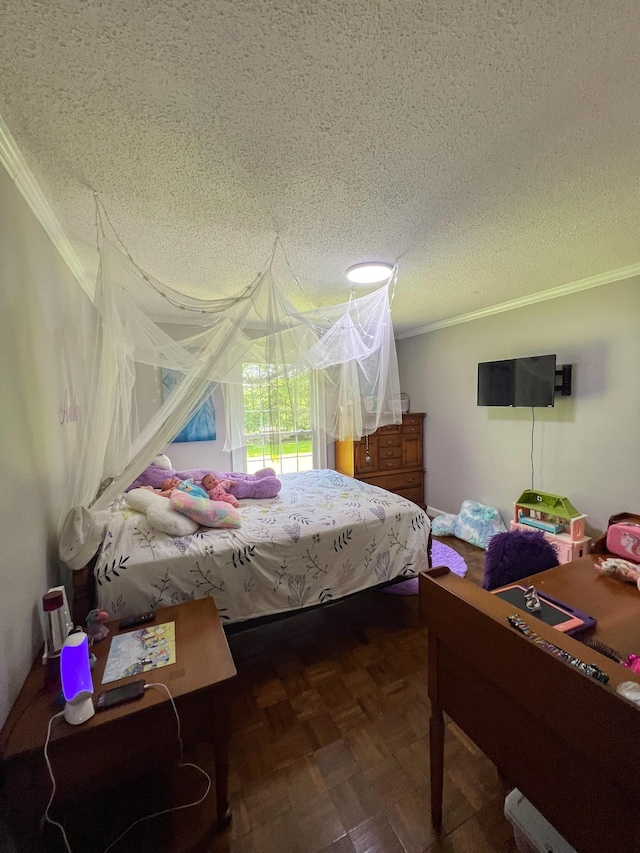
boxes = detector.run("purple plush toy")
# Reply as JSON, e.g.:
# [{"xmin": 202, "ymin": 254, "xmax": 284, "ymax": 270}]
[
  {"xmin": 127, "ymin": 465, "xmax": 281, "ymax": 499},
  {"xmin": 223, "ymin": 468, "xmax": 282, "ymax": 499}
]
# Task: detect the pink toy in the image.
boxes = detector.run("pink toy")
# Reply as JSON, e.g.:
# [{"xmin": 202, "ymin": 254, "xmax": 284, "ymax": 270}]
[
  {"xmin": 623, "ymin": 655, "xmax": 640, "ymax": 674},
  {"xmin": 201, "ymin": 474, "xmax": 240, "ymax": 508},
  {"xmin": 86, "ymin": 609, "xmax": 110, "ymax": 642}
]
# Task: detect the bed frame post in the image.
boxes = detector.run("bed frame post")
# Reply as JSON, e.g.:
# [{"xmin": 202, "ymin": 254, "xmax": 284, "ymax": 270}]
[{"xmin": 72, "ymin": 561, "xmax": 96, "ymax": 628}]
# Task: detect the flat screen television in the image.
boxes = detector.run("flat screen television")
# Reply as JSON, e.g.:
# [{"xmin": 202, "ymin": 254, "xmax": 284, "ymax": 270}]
[{"xmin": 477, "ymin": 354, "xmax": 557, "ymax": 407}]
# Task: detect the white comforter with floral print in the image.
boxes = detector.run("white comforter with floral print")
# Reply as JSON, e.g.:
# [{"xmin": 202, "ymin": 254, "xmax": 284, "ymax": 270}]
[{"xmin": 95, "ymin": 469, "xmax": 431, "ymax": 625}]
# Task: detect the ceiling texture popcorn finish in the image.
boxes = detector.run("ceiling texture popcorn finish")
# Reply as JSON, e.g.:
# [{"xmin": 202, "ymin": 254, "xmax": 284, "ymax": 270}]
[{"xmin": 1, "ymin": 0, "xmax": 639, "ymax": 335}]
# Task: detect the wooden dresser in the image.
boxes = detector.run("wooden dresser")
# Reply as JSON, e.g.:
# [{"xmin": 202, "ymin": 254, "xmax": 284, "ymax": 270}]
[{"xmin": 335, "ymin": 413, "xmax": 425, "ymax": 508}]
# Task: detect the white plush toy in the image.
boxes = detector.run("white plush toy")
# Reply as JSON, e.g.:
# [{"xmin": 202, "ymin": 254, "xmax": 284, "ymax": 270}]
[
  {"xmin": 153, "ymin": 453, "xmax": 172, "ymax": 470},
  {"xmin": 124, "ymin": 487, "xmax": 198, "ymax": 536}
]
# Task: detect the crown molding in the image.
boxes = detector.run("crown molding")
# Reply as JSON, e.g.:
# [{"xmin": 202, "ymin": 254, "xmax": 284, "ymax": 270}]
[
  {"xmin": 396, "ymin": 263, "xmax": 640, "ymax": 340},
  {"xmin": 0, "ymin": 114, "xmax": 94, "ymax": 300}
]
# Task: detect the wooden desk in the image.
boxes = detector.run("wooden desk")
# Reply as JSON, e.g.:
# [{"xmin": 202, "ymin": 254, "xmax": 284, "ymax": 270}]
[
  {"xmin": 1, "ymin": 597, "xmax": 236, "ymax": 842},
  {"xmin": 420, "ymin": 556, "xmax": 640, "ymax": 853}
]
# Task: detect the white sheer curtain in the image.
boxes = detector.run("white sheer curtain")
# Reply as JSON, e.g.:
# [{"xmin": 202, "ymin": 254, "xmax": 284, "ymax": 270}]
[{"xmin": 69, "ymin": 208, "xmax": 402, "ymax": 518}]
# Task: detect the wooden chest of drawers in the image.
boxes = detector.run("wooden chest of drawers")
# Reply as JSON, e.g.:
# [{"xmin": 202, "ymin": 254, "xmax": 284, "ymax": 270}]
[{"xmin": 335, "ymin": 413, "xmax": 425, "ymax": 508}]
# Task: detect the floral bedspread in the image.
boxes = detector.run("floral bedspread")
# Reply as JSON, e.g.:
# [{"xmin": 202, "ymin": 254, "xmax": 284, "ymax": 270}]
[{"xmin": 95, "ymin": 469, "xmax": 431, "ymax": 625}]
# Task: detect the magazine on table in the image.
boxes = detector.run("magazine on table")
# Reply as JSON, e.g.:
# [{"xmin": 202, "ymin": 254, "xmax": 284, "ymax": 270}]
[{"xmin": 102, "ymin": 621, "xmax": 176, "ymax": 684}]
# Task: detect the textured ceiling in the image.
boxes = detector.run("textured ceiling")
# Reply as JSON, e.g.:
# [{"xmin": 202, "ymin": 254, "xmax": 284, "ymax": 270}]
[{"xmin": 1, "ymin": 1, "xmax": 639, "ymax": 334}]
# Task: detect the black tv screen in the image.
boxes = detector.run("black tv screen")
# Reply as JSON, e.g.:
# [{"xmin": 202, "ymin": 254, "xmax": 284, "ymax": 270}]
[{"xmin": 477, "ymin": 354, "xmax": 556, "ymax": 407}]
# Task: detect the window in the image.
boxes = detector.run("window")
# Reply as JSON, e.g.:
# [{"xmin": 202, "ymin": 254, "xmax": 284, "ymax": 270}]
[{"xmin": 241, "ymin": 363, "xmax": 314, "ymax": 475}]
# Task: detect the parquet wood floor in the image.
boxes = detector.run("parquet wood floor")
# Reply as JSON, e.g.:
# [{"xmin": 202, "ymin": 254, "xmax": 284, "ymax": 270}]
[{"xmin": 42, "ymin": 535, "xmax": 519, "ymax": 853}]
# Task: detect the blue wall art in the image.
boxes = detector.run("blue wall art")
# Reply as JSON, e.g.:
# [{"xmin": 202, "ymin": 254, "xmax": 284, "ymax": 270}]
[{"xmin": 161, "ymin": 369, "xmax": 216, "ymax": 443}]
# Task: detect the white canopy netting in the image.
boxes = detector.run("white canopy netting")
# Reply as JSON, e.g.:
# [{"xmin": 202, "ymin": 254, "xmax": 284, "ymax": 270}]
[{"xmin": 66, "ymin": 204, "xmax": 403, "ymax": 522}]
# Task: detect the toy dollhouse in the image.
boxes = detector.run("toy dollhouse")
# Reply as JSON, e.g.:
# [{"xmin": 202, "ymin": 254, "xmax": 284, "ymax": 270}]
[{"xmin": 510, "ymin": 490, "xmax": 591, "ymax": 563}]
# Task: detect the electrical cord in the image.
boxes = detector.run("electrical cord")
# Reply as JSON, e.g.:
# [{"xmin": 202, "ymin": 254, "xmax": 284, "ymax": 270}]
[
  {"xmin": 42, "ymin": 683, "xmax": 212, "ymax": 853},
  {"xmin": 43, "ymin": 711, "xmax": 72, "ymax": 852},
  {"xmin": 530, "ymin": 406, "xmax": 536, "ymax": 489}
]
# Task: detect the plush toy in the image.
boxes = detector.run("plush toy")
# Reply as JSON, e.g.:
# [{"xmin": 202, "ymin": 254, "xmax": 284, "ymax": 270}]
[
  {"xmin": 86, "ymin": 609, "xmax": 110, "ymax": 642},
  {"xmin": 201, "ymin": 473, "xmax": 240, "ymax": 507},
  {"xmin": 223, "ymin": 468, "xmax": 282, "ymax": 500},
  {"xmin": 127, "ymin": 464, "xmax": 282, "ymax": 499},
  {"xmin": 153, "ymin": 453, "xmax": 172, "ymax": 470},
  {"xmin": 176, "ymin": 478, "xmax": 209, "ymax": 500},
  {"xmin": 125, "ymin": 488, "xmax": 199, "ymax": 536}
]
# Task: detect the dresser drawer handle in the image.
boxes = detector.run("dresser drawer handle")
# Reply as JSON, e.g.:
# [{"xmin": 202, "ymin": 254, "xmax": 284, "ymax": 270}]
[
  {"xmin": 384, "ymin": 461, "xmax": 395, "ymax": 468},
  {"xmin": 406, "ymin": 476, "xmax": 416, "ymax": 483}
]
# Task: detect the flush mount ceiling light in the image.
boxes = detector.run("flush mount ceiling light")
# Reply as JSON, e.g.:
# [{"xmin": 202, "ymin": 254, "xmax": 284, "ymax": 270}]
[{"xmin": 346, "ymin": 262, "xmax": 394, "ymax": 284}]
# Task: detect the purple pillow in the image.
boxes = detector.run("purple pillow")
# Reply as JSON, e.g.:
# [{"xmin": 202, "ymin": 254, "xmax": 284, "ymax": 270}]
[{"xmin": 482, "ymin": 529, "xmax": 559, "ymax": 590}]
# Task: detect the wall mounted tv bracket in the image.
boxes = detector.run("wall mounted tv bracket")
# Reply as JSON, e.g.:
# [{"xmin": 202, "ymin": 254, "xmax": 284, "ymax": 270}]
[{"xmin": 554, "ymin": 365, "xmax": 572, "ymax": 396}]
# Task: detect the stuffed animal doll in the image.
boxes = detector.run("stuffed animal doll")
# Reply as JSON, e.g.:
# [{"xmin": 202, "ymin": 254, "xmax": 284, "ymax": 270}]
[
  {"xmin": 201, "ymin": 474, "xmax": 240, "ymax": 507},
  {"xmin": 153, "ymin": 453, "xmax": 172, "ymax": 470},
  {"xmin": 223, "ymin": 468, "xmax": 282, "ymax": 500},
  {"xmin": 86, "ymin": 609, "xmax": 110, "ymax": 642}
]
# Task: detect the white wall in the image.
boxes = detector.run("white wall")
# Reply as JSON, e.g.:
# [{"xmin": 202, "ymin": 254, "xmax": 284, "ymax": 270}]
[
  {"xmin": 397, "ymin": 279, "xmax": 640, "ymax": 539},
  {"xmin": 0, "ymin": 165, "xmax": 99, "ymax": 727}
]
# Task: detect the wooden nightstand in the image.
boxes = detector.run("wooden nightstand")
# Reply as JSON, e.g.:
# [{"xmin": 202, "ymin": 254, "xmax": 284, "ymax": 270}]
[{"xmin": 0, "ymin": 597, "xmax": 236, "ymax": 845}]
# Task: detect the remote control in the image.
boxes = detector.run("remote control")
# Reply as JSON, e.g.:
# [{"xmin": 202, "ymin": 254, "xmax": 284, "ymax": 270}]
[{"xmin": 119, "ymin": 611, "xmax": 155, "ymax": 630}]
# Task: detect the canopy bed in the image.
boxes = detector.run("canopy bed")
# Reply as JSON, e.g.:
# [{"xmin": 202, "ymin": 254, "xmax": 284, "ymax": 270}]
[
  {"xmin": 71, "ymin": 469, "xmax": 432, "ymax": 630},
  {"xmin": 59, "ymin": 202, "xmax": 426, "ymax": 632}
]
